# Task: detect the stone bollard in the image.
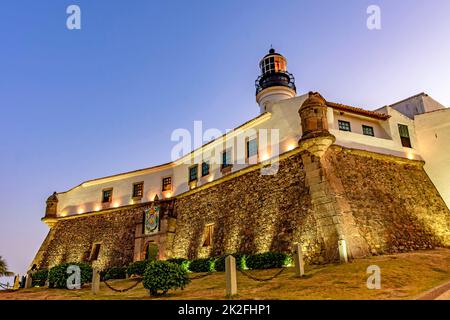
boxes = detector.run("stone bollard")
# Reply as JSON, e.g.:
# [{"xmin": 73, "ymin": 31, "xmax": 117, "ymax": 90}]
[
  {"xmin": 91, "ymin": 269, "xmax": 100, "ymax": 295},
  {"xmin": 225, "ymin": 255, "xmax": 237, "ymax": 298},
  {"xmin": 25, "ymin": 274, "xmax": 33, "ymax": 289},
  {"xmin": 293, "ymin": 243, "xmax": 305, "ymax": 277},
  {"xmin": 338, "ymin": 238, "xmax": 348, "ymax": 263}
]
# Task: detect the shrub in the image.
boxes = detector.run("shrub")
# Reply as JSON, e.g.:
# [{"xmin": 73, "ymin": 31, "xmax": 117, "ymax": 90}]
[
  {"xmin": 189, "ymin": 258, "xmax": 215, "ymax": 273},
  {"xmin": 166, "ymin": 258, "xmax": 190, "ymax": 272},
  {"xmin": 31, "ymin": 269, "xmax": 48, "ymax": 287},
  {"xmin": 103, "ymin": 266, "xmax": 127, "ymax": 281},
  {"xmin": 246, "ymin": 252, "xmax": 291, "ymax": 270},
  {"xmin": 214, "ymin": 254, "xmax": 247, "ymax": 272},
  {"xmin": 126, "ymin": 260, "xmax": 150, "ymax": 277},
  {"xmin": 48, "ymin": 262, "xmax": 92, "ymax": 289},
  {"xmin": 143, "ymin": 261, "xmax": 190, "ymax": 296}
]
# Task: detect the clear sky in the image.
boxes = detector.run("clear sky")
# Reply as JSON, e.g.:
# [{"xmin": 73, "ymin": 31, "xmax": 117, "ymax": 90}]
[{"xmin": 0, "ymin": 0, "xmax": 449, "ymax": 275}]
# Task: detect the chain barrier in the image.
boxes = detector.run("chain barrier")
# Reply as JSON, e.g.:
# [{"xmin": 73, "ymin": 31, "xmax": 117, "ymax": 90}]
[
  {"xmin": 238, "ymin": 268, "xmax": 286, "ymax": 282},
  {"xmin": 103, "ymin": 278, "xmax": 143, "ymax": 293},
  {"xmin": 188, "ymin": 272, "xmax": 214, "ymax": 280}
]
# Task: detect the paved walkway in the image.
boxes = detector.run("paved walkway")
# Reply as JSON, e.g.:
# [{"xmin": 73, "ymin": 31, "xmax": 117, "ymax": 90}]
[{"xmin": 416, "ymin": 280, "xmax": 450, "ymax": 300}]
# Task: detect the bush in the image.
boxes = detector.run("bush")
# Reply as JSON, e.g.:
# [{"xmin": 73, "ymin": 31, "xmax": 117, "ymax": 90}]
[
  {"xmin": 48, "ymin": 262, "xmax": 92, "ymax": 289},
  {"xmin": 246, "ymin": 252, "xmax": 291, "ymax": 270},
  {"xmin": 103, "ymin": 266, "xmax": 127, "ymax": 281},
  {"xmin": 214, "ymin": 254, "xmax": 247, "ymax": 272},
  {"xmin": 143, "ymin": 261, "xmax": 190, "ymax": 296},
  {"xmin": 31, "ymin": 269, "xmax": 48, "ymax": 287},
  {"xmin": 126, "ymin": 260, "xmax": 150, "ymax": 277},
  {"xmin": 166, "ymin": 258, "xmax": 190, "ymax": 272},
  {"xmin": 189, "ymin": 258, "xmax": 215, "ymax": 273}
]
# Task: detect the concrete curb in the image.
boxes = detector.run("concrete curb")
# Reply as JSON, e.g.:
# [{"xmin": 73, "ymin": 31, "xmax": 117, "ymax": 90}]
[{"xmin": 415, "ymin": 280, "xmax": 450, "ymax": 300}]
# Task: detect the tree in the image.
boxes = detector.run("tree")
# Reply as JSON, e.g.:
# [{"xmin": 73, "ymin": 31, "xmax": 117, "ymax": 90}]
[{"xmin": 0, "ymin": 256, "xmax": 13, "ymax": 276}]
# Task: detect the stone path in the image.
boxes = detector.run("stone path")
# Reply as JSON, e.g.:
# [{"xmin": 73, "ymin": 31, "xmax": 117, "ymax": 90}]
[{"xmin": 416, "ymin": 280, "xmax": 450, "ymax": 300}]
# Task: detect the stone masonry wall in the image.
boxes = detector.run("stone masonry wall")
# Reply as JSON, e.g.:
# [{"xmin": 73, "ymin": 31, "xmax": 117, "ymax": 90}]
[
  {"xmin": 171, "ymin": 152, "xmax": 325, "ymax": 263},
  {"xmin": 324, "ymin": 146, "xmax": 450, "ymax": 254}
]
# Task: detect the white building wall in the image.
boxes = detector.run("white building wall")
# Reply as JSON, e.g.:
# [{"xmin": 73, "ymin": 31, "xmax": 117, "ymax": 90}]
[{"xmin": 415, "ymin": 108, "xmax": 450, "ymax": 208}]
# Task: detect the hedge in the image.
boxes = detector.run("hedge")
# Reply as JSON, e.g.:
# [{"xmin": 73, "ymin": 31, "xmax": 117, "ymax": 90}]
[
  {"xmin": 245, "ymin": 252, "xmax": 291, "ymax": 270},
  {"xmin": 103, "ymin": 266, "xmax": 127, "ymax": 281},
  {"xmin": 48, "ymin": 262, "xmax": 92, "ymax": 289},
  {"xmin": 166, "ymin": 258, "xmax": 190, "ymax": 272},
  {"xmin": 214, "ymin": 254, "xmax": 247, "ymax": 272},
  {"xmin": 189, "ymin": 258, "xmax": 215, "ymax": 273},
  {"xmin": 143, "ymin": 261, "xmax": 190, "ymax": 296},
  {"xmin": 31, "ymin": 269, "xmax": 48, "ymax": 287},
  {"xmin": 126, "ymin": 260, "xmax": 151, "ymax": 277}
]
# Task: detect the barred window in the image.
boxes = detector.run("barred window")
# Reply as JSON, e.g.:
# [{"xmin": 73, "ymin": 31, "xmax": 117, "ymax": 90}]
[
  {"xmin": 102, "ymin": 189, "xmax": 113, "ymax": 203},
  {"xmin": 338, "ymin": 120, "xmax": 351, "ymax": 132},
  {"xmin": 222, "ymin": 149, "xmax": 232, "ymax": 169},
  {"xmin": 162, "ymin": 177, "xmax": 172, "ymax": 191},
  {"xmin": 202, "ymin": 224, "xmax": 214, "ymax": 247},
  {"xmin": 247, "ymin": 138, "xmax": 258, "ymax": 158},
  {"xmin": 132, "ymin": 182, "xmax": 144, "ymax": 198},
  {"xmin": 362, "ymin": 125, "xmax": 374, "ymax": 137},
  {"xmin": 201, "ymin": 161, "xmax": 210, "ymax": 177},
  {"xmin": 189, "ymin": 165, "xmax": 198, "ymax": 182},
  {"xmin": 398, "ymin": 124, "xmax": 412, "ymax": 148},
  {"xmin": 90, "ymin": 243, "xmax": 101, "ymax": 261}
]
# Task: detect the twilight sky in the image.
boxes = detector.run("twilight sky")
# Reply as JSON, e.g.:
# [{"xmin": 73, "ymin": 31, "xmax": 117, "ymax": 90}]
[{"xmin": 0, "ymin": 0, "xmax": 449, "ymax": 275}]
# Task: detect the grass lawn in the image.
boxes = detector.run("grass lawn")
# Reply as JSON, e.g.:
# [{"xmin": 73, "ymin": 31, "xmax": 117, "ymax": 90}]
[{"xmin": 1, "ymin": 248, "xmax": 449, "ymax": 300}]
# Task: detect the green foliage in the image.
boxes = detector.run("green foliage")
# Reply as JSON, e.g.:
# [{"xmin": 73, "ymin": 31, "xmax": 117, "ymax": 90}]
[
  {"xmin": 143, "ymin": 261, "xmax": 190, "ymax": 296},
  {"xmin": 214, "ymin": 254, "xmax": 247, "ymax": 272},
  {"xmin": 166, "ymin": 258, "xmax": 190, "ymax": 271},
  {"xmin": 0, "ymin": 256, "xmax": 12, "ymax": 276},
  {"xmin": 31, "ymin": 269, "xmax": 48, "ymax": 287},
  {"xmin": 126, "ymin": 260, "xmax": 150, "ymax": 276},
  {"xmin": 103, "ymin": 266, "xmax": 127, "ymax": 281},
  {"xmin": 189, "ymin": 257, "xmax": 215, "ymax": 273},
  {"xmin": 246, "ymin": 252, "xmax": 291, "ymax": 270},
  {"xmin": 48, "ymin": 262, "xmax": 92, "ymax": 289}
]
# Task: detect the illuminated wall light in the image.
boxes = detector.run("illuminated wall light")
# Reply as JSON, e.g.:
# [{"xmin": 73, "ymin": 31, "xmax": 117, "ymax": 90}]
[
  {"xmin": 406, "ymin": 151, "xmax": 415, "ymax": 160},
  {"xmin": 165, "ymin": 192, "xmax": 172, "ymax": 199},
  {"xmin": 260, "ymin": 153, "xmax": 270, "ymax": 162},
  {"xmin": 208, "ymin": 175, "xmax": 214, "ymax": 183},
  {"xmin": 77, "ymin": 208, "xmax": 84, "ymax": 214},
  {"xmin": 287, "ymin": 143, "xmax": 296, "ymax": 151},
  {"xmin": 94, "ymin": 205, "xmax": 101, "ymax": 212},
  {"xmin": 113, "ymin": 202, "xmax": 120, "ymax": 208}
]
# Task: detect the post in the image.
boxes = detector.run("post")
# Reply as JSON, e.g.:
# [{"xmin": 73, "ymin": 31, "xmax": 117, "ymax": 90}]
[
  {"xmin": 294, "ymin": 243, "xmax": 305, "ymax": 277},
  {"xmin": 25, "ymin": 273, "xmax": 33, "ymax": 289},
  {"xmin": 225, "ymin": 255, "xmax": 237, "ymax": 297},
  {"xmin": 91, "ymin": 269, "xmax": 100, "ymax": 295},
  {"xmin": 338, "ymin": 238, "xmax": 348, "ymax": 263},
  {"xmin": 13, "ymin": 275, "xmax": 20, "ymax": 290}
]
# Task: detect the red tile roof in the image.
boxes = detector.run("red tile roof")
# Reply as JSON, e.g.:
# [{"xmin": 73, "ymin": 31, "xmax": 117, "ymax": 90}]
[{"xmin": 326, "ymin": 101, "xmax": 391, "ymax": 120}]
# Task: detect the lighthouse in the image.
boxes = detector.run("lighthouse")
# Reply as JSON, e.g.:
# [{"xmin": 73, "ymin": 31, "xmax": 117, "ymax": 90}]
[{"xmin": 255, "ymin": 48, "xmax": 297, "ymax": 113}]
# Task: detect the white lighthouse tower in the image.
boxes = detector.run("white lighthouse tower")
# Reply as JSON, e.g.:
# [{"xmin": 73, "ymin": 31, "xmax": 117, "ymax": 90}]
[{"xmin": 255, "ymin": 48, "xmax": 297, "ymax": 113}]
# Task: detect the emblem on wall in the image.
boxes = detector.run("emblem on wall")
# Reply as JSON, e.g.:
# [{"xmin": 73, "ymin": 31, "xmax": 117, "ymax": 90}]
[{"xmin": 144, "ymin": 205, "xmax": 160, "ymax": 235}]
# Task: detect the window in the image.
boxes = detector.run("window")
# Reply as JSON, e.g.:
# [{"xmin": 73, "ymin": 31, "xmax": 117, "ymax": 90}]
[
  {"xmin": 189, "ymin": 165, "xmax": 198, "ymax": 182},
  {"xmin": 162, "ymin": 177, "xmax": 172, "ymax": 191},
  {"xmin": 132, "ymin": 182, "xmax": 144, "ymax": 198},
  {"xmin": 398, "ymin": 124, "xmax": 412, "ymax": 148},
  {"xmin": 89, "ymin": 243, "xmax": 101, "ymax": 261},
  {"xmin": 247, "ymin": 138, "xmax": 258, "ymax": 158},
  {"xmin": 202, "ymin": 224, "xmax": 214, "ymax": 247},
  {"xmin": 102, "ymin": 189, "xmax": 113, "ymax": 203},
  {"xmin": 362, "ymin": 125, "xmax": 374, "ymax": 137},
  {"xmin": 201, "ymin": 161, "xmax": 210, "ymax": 177},
  {"xmin": 222, "ymin": 149, "xmax": 232, "ymax": 169},
  {"xmin": 338, "ymin": 120, "xmax": 351, "ymax": 132}
]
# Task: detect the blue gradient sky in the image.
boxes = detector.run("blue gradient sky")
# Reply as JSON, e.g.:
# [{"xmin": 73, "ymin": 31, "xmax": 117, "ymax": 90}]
[{"xmin": 1, "ymin": 0, "xmax": 449, "ymax": 275}]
